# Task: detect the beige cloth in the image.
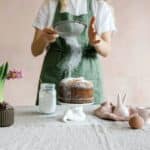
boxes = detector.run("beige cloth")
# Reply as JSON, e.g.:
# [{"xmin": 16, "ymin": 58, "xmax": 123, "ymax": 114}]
[
  {"xmin": 95, "ymin": 101, "xmax": 150, "ymax": 122},
  {"xmin": 0, "ymin": 105, "xmax": 150, "ymax": 150}
]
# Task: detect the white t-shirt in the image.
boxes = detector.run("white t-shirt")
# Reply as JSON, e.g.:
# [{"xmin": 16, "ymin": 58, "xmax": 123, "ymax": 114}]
[{"xmin": 33, "ymin": 0, "xmax": 117, "ymax": 34}]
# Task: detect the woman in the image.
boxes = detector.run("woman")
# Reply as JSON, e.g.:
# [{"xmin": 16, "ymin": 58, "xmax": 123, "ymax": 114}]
[{"xmin": 31, "ymin": 0, "xmax": 116, "ymax": 105}]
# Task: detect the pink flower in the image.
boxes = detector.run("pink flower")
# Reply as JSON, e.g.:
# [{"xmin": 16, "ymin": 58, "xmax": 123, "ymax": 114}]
[{"xmin": 7, "ymin": 70, "xmax": 23, "ymax": 80}]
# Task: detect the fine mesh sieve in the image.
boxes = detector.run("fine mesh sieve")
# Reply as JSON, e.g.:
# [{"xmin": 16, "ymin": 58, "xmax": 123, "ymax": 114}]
[{"xmin": 54, "ymin": 21, "xmax": 87, "ymax": 37}]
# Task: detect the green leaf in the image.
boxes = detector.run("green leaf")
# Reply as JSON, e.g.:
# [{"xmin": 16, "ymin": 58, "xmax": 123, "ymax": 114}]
[
  {"xmin": 0, "ymin": 64, "xmax": 4, "ymax": 80},
  {"xmin": 2, "ymin": 62, "xmax": 8, "ymax": 79},
  {"xmin": 0, "ymin": 80, "xmax": 4, "ymax": 103},
  {"xmin": 0, "ymin": 62, "xmax": 9, "ymax": 103},
  {"xmin": 0, "ymin": 64, "xmax": 3, "ymax": 77}
]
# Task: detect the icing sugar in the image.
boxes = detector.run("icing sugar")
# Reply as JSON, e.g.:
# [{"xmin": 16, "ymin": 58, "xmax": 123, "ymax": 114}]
[
  {"xmin": 59, "ymin": 77, "xmax": 94, "ymax": 103},
  {"xmin": 59, "ymin": 36, "xmax": 82, "ymax": 77},
  {"xmin": 60, "ymin": 77, "xmax": 93, "ymax": 89}
]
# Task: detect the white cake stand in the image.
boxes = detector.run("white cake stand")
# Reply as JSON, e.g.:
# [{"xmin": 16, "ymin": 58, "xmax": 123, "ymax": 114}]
[{"xmin": 59, "ymin": 101, "xmax": 93, "ymax": 122}]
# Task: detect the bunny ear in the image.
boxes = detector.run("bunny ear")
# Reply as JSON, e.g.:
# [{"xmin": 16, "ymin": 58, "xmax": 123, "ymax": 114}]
[
  {"xmin": 117, "ymin": 93, "xmax": 122, "ymax": 107},
  {"xmin": 122, "ymin": 93, "xmax": 127, "ymax": 104}
]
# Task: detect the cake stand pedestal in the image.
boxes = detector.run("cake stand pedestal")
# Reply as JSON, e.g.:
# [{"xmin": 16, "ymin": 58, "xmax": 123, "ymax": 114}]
[{"xmin": 59, "ymin": 102, "xmax": 93, "ymax": 122}]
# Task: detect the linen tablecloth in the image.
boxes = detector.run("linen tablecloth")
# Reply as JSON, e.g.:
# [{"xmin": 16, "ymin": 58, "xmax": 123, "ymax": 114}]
[{"xmin": 0, "ymin": 105, "xmax": 150, "ymax": 150}]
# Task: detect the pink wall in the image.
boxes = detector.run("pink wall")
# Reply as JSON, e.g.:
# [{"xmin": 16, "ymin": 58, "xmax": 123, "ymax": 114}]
[{"xmin": 0, "ymin": 0, "xmax": 150, "ymax": 106}]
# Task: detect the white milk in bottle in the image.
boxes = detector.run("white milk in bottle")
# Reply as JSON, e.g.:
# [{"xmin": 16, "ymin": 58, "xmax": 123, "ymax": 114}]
[{"xmin": 39, "ymin": 83, "xmax": 56, "ymax": 114}]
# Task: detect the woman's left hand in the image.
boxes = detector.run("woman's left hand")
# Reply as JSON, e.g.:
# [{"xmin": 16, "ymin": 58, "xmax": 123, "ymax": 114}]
[{"xmin": 88, "ymin": 16, "xmax": 101, "ymax": 46}]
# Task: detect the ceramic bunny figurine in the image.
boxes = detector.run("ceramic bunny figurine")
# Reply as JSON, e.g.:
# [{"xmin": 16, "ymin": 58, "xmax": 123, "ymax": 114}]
[{"xmin": 113, "ymin": 93, "xmax": 130, "ymax": 118}]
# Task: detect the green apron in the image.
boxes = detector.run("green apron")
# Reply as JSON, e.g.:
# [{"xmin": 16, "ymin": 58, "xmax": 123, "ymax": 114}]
[{"xmin": 36, "ymin": 0, "xmax": 104, "ymax": 105}]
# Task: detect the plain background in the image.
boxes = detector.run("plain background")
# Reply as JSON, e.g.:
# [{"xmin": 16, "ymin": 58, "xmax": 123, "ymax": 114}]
[{"xmin": 0, "ymin": 0, "xmax": 150, "ymax": 106}]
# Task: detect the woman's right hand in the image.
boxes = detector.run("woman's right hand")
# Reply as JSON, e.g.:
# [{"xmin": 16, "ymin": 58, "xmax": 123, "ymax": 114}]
[
  {"xmin": 41, "ymin": 27, "xmax": 59, "ymax": 44},
  {"xmin": 31, "ymin": 27, "xmax": 59, "ymax": 56}
]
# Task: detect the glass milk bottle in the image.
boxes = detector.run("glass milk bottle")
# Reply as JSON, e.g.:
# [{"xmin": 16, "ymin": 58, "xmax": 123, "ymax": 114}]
[{"xmin": 39, "ymin": 83, "xmax": 56, "ymax": 114}]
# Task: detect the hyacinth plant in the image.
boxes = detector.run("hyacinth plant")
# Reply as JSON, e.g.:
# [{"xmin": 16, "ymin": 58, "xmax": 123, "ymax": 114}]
[{"xmin": 0, "ymin": 62, "xmax": 22, "ymax": 107}]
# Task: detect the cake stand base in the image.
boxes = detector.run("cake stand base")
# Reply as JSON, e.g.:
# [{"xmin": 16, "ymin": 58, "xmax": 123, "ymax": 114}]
[{"xmin": 59, "ymin": 102, "xmax": 93, "ymax": 122}]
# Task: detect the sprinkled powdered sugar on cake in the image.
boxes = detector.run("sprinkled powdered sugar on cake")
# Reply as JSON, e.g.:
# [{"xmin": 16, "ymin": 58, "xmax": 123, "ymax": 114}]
[
  {"xmin": 60, "ymin": 77, "xmax": 93, "ymax": 89},
  {"xmin": 59, "ymin": 77, "xmax": 94, "ymax": 104}
]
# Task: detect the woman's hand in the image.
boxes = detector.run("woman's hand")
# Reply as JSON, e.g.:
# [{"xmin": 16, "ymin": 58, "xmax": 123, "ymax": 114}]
[
  {"xmin": 41, "ymin": 27, "xmax": 59, "ymax": 44},
  {"xmin": 88, "ymin": 16, "xmax": 112, "ymax": 57},
  {"xmin": 88, "ymin": 16, "xmax": 101, "ymax": 46},
  {"xmin": 31, "ymin": 27, "xmax": 59, "ymax": 57}
]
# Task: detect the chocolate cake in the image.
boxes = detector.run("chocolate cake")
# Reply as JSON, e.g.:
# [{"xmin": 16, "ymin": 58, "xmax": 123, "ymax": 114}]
[
  {"xmin": 58, "ymin": 77, "xmax": 94, "ymax": 104},
  {"xmin": 0, "ymin": 102, "xmax": 14, "ymax": 127}
]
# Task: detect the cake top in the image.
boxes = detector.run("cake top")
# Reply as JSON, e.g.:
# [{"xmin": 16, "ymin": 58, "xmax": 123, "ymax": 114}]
[{"xmin": 60, "ymin": 77, "xmax": 93, "ymax": 89}]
